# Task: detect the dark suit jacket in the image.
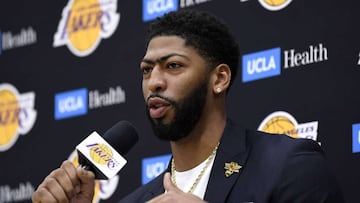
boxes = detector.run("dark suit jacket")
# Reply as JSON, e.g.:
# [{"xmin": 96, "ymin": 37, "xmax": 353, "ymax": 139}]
[{"xmin": 118, "ymin": 119, "xmax": 344, "ymax": 203}]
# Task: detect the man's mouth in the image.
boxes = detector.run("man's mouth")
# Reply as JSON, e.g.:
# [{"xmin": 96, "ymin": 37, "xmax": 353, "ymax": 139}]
[{"xmin": 147, "ymin": 97, "xmax": 171, "ymax": 119}]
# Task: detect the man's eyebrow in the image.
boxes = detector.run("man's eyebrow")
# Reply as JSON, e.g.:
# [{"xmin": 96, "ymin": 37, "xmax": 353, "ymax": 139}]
[{"xmin": 141, "ymin": 53, "xmax": 190, "ymax": 64}]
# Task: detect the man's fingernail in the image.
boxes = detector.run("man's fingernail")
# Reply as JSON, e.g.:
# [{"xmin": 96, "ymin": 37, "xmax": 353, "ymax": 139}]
[
  {"xmin": 82, "ymin": 168, "xmax": 88, "ymax": 176},
  {"xmin": 77, "ymin": 166, "xmax": 88, "ymax": 176}
]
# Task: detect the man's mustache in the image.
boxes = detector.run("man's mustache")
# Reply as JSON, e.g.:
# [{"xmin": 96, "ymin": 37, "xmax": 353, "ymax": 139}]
[{"xmin": 146, "ymin": 94, "xmax": 176, "ymax": 107}]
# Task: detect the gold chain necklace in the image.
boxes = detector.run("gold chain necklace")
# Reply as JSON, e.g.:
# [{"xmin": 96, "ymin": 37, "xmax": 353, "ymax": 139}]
[{"xmin": 171, "ymin": 143, "xmax": 219, "ymax": 194}]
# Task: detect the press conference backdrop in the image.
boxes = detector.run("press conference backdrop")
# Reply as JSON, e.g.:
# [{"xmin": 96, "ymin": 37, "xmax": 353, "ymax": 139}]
[{"xmin": 0, "ymin": 0, "xmax": 359, "ymax": 202}]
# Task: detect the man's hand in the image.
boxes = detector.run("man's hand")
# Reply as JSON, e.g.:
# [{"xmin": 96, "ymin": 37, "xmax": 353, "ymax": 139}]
[
  {"xmin": 32, "ymin": 160, "xmax": 95, "ymax": 203},
  {"xmin": 146, "ymin": 172, "xmax": 207, "ymax": 203}
]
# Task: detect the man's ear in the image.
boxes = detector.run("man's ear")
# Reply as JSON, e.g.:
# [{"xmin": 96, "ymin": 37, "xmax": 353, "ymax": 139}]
[{"xmin": 211, "ymin": 64, "xmax": 231, "ymax": 94}]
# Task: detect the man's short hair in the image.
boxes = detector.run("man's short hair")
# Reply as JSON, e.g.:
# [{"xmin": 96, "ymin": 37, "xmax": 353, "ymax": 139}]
[{"xmin": 146, "ymin": 9, "xmax": 239, "ymax": 90}]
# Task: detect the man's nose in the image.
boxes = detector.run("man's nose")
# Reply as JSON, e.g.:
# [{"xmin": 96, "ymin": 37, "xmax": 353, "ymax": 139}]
[{"xmin": 147, "ymin": 67, "xmax": 166, "ymax": 93}]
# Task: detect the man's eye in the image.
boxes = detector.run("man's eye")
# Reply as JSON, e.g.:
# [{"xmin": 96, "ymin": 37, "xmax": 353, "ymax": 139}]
[
  {"xmin": 141, "ymin": 67, "xmax": 152, "ymax": 74},
  {"xmin": 168, "ymin": 62, "xmax": 181, "ymax": 69}
]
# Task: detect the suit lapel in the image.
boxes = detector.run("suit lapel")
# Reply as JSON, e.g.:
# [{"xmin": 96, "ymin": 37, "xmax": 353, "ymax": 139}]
[
  {"xmin": 143, "ymin": 171, "xmax": 168, "ymax": 200},
  {"xmin": 204, "ymin": 121, "xmax": 250, "ymax": 202},
  {"xmin": 145, "ymin": 120, "xmax": 250, "ymax": 202}
]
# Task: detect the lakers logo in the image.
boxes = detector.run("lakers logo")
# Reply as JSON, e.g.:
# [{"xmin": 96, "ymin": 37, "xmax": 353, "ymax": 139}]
[
  {"xmin": 68, "ymin": 150, "xmax": 119, "ymax": 203},
  {"xmin": 258, "ymin": 111, "xmax": 318, "ymax": 140},
  {"xmin": 89, "ymin": 143, "xmax": 112, "ymax": 164},
  {"xmin": 86, "ymin": 143, "xmax": 119, "ymax": 169},
  {"xmin": 0, "ymin": 83, "xmax": 37, "ymax": 151},
  {"xmin": 258, "ymin": 0, "xmax": 292, "ymax": 11},
  {"xmin": 53, "ymin": 0, "xmax": 120, "ymax": 57}
]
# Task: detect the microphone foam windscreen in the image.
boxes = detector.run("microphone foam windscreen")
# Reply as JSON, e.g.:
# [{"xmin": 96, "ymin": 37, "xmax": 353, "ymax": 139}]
[{"xmin": 103, "ymin": 120, "xmax": 139, "ymax": 155}]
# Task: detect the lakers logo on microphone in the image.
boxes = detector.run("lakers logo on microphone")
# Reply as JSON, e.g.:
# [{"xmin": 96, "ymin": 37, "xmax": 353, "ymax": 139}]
[
  {"xmin": 0, "ymin": 83, "xmax": 37, "ymax": 151},
  {"xmin": 76, "ymin": 131, "xmax": 127, "ymax": 179},
  {"xmin": 87, "ymin": 143, "xmax": 119, "ymax": 169},
  {"xmin": 53, "ymin": 0, "xmax": 120, "ymax": 57}
]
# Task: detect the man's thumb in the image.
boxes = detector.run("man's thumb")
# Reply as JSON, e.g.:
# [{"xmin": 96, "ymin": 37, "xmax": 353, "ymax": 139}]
[{"xmin": 163, "ymin": 172, "xmax": 178, "ymax": 192}]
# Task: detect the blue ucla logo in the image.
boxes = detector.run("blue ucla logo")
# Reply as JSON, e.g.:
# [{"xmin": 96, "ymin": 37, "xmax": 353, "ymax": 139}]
[
  {"xmin": 352, "ymin": 123, "xmax": 360, "ymax": 153},
  {"xmin": 242, "ymin": 47, "xmax": 281, "ymax": 82},
  {"xmin": 54, "ymin": 88, "xmax": 88, "ymax": 120},
  {"xmin": 142, "ymin": 0, "xmax": 178, "ymax": 22},
  {"xmin": 142, "ymin": 154, "xmax": 171, "ymax": 184}
]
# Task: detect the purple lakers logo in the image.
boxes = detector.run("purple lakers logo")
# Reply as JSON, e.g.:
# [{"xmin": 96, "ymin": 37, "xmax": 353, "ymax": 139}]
[
  {"xmin": 0, "ymin": 83, "xmax": 37, "ymax": 151},
  {"xmin": 53, "ymin": 0, "xmax": 120, "ymax": 57}
]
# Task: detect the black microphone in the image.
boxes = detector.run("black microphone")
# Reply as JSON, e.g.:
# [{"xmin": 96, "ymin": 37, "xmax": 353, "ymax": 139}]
[{"xmin": 76, "ymin": 120, "xmax": 139, "ymax": 179}]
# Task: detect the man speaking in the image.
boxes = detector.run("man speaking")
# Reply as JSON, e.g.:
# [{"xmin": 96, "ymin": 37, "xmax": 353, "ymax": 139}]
[{"xmin": 32, "ymin": 9, "xmax": 344, "ymax": 203}]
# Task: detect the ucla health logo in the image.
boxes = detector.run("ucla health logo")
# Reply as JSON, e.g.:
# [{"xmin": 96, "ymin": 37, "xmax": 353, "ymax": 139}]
[
  {"xmin": 53, "ymin": 0, "xmax": 120, "ymax": 57},
  {"xmin": 0, "ymin": 27, "xmax": 37, "ymax": 56},
  {"xmin": 142, "ymin": 154, "xmax": 171, "ymax": 184},
  {"xmin": 0, "ymin": 83, "xmax": 37, "ymax": 151},
  {"xmin": 352, "ymin": 123, "xmax": 360, "ymax": 153},
  {"xmin": 143, "ymin": 0, "xmax": 178, "ymax": 22},
  {"xmin": 242, "ymin": 43, "xmax": 328, "ymax": 83},
  {"xmin": 55, "ymin": 88, "xmax": 88, "ymax": 120},
  {"xmin": 242, "ymin": 47, "xmax": 281, "ymax": 82},
  {"xmin": 55, "ymin": 86, "xmax": 126, "ymax": 120}
]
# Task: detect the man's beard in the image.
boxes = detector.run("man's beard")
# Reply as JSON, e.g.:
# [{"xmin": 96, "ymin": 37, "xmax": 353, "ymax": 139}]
[{"xmin": 145, "ymin": 78, "xmax": 208, "ymax": 141}]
